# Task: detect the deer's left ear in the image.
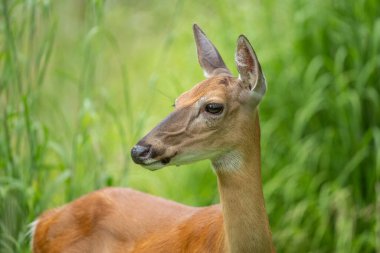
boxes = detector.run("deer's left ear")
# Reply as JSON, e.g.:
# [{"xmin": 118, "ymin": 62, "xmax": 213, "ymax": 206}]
[
  {"xmin": 235, "ymin": 35, "xmax": 266, "ymax": 103},
  {"xmin": 193, "ymin": 24, "xmax": 232, "ymax": 78}
]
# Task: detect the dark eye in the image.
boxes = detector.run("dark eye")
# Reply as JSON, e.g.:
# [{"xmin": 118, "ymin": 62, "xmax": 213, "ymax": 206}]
[{"xmin": 205, "ymin": 103, "xmax": 224, "ymax": 115}]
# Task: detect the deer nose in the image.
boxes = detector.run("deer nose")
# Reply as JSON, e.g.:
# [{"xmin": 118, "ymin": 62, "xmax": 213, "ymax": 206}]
[{"xmin": 131, "ymin": 144, "xmax": 152, "ymax": 164}]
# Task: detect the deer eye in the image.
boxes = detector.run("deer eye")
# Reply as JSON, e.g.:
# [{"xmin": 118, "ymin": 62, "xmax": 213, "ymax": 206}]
[{"xmin": 205, "ymin": 103, "xmax": 224, "ymax": 115}]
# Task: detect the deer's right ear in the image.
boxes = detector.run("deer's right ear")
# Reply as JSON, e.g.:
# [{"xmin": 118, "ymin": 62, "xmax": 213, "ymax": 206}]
[
  {"xmin": 235, "ymin": 35, "xmax": 266, "ymax": 105},
  {"xmin": 193, "ymin": 24, "xmax": 232, "ymax": 78}
]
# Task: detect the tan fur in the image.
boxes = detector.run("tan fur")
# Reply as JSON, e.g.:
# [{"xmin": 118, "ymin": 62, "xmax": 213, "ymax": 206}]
[
  {"xmin": 33, "ymin": 188, "xmax": 225, "ymax": 253},
  {"xmin": 32, "ymin": 25, "xmax": 275, "ymax": 253},
  {"xmin": 216, "ymin": 114, "xmax": 274, "ymax": 252}
]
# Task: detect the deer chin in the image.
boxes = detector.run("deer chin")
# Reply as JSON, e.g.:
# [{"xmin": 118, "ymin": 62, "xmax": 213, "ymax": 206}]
[
  {"xmin": 142, "ymin": 149, "xmax": 222, "ymax": 170},
  {"xmin": 141, "ymin": 153, "xmax": 177, "ymax": 171},
  {"xmin": 169, "ymin": 149, "xmax": 224, "ymax": 166},
  {"xmin": 142, "ymin": 160, "xmax": 167, "ymax": 171}
]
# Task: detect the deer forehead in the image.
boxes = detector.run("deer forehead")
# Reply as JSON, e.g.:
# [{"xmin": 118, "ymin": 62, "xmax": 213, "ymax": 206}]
[{"xmin": 175, "ymin": 76, "xmax": 239, "ymax": 107}]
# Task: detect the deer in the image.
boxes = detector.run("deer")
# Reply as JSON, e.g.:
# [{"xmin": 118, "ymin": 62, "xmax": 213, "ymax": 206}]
[{"xmin": 31, "ymin": 24, "xmax": 274, "ymax": 253}]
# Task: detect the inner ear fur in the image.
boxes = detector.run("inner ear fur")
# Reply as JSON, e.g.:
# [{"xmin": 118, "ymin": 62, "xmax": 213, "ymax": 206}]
[{"xmin": 235, "ymin": 35, "xmax": 266, "ymax": 98}]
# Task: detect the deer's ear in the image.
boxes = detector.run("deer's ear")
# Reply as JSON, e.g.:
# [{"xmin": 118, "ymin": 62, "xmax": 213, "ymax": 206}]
[
  {"xmin": 193, "ymin": 24, "xmax": 232, "ymax": 78},
  {"xmin": 235, "ymin": 35, "xmax": 266, "ymax": 102}
]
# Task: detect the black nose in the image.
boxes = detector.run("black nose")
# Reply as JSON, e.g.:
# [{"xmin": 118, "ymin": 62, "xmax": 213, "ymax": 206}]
[{"xmin": 131, "ymin": 145, "xmax": 151, "ymax": 164}]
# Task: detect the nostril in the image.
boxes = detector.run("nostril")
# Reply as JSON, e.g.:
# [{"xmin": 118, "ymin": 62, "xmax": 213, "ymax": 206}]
[
  {"xmin": 140, "ymin": 145, "xmax": 151, "ymax": 157},
  {"xmin": 131, "ymin": 145, "xmax": 152, "ymax": 164}
]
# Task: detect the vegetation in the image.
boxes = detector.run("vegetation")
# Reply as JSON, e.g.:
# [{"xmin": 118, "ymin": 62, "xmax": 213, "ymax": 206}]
[{"xmin": 0, "ymin": 0, "xmax": 378, "ymax": 252}]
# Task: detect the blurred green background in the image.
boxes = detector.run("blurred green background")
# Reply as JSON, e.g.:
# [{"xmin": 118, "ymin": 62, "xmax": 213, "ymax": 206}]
[{"xmin": 0, "ymin": 0, "xmax": 379, "ymax": 252}]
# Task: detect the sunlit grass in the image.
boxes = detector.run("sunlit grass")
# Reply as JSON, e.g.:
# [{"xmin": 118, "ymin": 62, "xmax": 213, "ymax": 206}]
[{"xmin": 0, "ymin": 0, "xmax": 378, "ymax": 252}]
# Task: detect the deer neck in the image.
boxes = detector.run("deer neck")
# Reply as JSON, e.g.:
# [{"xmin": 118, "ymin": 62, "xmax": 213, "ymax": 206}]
[{"xmin": 212, "ymin": 112, "xmax": 273, "ymax": 253}]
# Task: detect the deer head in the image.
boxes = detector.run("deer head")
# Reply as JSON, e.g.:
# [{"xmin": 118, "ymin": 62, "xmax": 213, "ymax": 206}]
[{"xmin": 131, "ymin": 24, "xmax": 266, "ymax": 171}]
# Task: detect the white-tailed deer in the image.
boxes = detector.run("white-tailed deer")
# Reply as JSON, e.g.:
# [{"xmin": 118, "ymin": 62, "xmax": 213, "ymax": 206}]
[{"xmin": 32, "ymin": 24, "xmax": 274, "ymax": 253}]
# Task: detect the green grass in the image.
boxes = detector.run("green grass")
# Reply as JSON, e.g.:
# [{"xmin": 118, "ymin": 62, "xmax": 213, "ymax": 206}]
[{"xmin": 0, "ymin": 0, "xmax": 379, "ymax": 252}]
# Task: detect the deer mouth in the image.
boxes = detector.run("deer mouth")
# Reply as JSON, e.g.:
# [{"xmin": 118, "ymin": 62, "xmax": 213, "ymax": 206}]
[
  {"xmin": 140, "ymin": 156, "xmax": 174, "ymax": 171},
  {"xmin": 130, "ymin": 145, "xmax": 177, "ymax": 170}
]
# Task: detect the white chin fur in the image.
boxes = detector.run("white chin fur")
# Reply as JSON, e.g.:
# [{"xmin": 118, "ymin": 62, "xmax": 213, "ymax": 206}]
[{"xmin": 142, "ymin": 161, "xmax": 165, "ymax": 170}]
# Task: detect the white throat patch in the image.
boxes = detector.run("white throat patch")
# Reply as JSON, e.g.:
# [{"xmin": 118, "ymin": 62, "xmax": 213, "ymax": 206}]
[{"xmin": 212, "ymin": 150, "xmax": 243, "ymax": 171}]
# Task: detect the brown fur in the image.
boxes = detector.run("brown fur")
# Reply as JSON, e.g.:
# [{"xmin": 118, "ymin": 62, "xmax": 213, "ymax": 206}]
[{"xmin": 33, "ymin": 188, "xmax": 225, "ymax": 253}]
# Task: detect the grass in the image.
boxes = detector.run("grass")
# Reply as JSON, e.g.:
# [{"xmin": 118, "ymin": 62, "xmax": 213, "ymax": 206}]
[{"xmin": 0, "ymin": 0, "xmax": 379, "ymax": 252}]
